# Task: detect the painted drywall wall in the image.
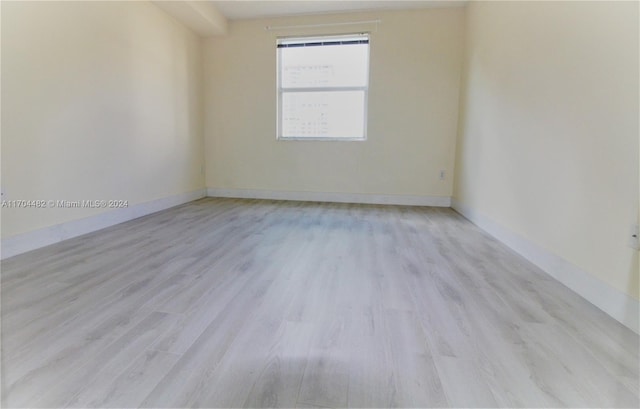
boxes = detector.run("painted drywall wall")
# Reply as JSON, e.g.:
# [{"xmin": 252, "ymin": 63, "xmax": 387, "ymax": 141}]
[
  {"xmin": 454, "ymin": 1, "xmax": 639, "ymax": 299},
  {"xmin": 1, "ymin": 1, "xmax": 204, "ymax": 239},
  {"xmin": 203, "ymin": 8, "xmax": 464, "ymax": 198}
]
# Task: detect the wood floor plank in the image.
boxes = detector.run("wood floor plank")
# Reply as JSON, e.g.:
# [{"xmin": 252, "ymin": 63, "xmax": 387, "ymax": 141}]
[
  {"xmin": 518, "ymin": 322, "xmax": 639, "ymax": 408},
  {"xmin": 138, "ymin": 278, "xmax": 275, "ymax": 407},
  {"xmin": 67, "ymin": 349, "xmax": 180, "ymax": 408},
  {"xmin": 242, "ymin": 321, "xmax": 316, "ymax": 408},
  {"xmin": 384, "ymin": 309, "xmax": 449, "ymax": 408},
  {"xmin": 345, "ymin": 307, "xmax": 397, "ymax": 408},
  {"xmin": 436, "ymin": 357, "xmax": 499, "ymax": 408},
  {"xmin": 32, "ymin": 311, "xmax": 181, "ymax": 408},
  {"xmin": 1, "ymin": 198, "xmax": 637, "ymax": 408},
  {"xmin": 296, "ymin": 322, "xmax": 351, "ymax": 408}
]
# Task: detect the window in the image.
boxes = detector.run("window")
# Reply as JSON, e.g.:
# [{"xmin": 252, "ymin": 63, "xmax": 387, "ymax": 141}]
[{"xmin": 277, "ymin": 34, "xmax": 370, "ymax": 140}]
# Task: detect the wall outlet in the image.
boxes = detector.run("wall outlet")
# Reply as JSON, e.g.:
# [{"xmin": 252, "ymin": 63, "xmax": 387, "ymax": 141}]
[
  {"xmin": 439, "ymin": 170, "xmax": 446, "ymax": 181},
  {"xmin": 629, "ymin": 224, "xmax": 639, "ymax": 250}
]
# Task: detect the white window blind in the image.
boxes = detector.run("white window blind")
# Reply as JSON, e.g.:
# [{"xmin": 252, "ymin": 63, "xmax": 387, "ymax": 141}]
[{"xmin": 277, "ymin": 34, "xmax": 370, "ymax": 140}]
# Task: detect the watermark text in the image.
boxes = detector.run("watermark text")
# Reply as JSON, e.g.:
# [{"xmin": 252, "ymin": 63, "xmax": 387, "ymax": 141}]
[{"xmin": 2, "ymin": 200, "xmax": 129, "ymax": 209}]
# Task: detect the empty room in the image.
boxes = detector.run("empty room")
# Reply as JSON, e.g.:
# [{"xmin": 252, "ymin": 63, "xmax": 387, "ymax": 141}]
[{"xmin": 1, "ymin": 0, "xmax": 638, "ymax": 408}]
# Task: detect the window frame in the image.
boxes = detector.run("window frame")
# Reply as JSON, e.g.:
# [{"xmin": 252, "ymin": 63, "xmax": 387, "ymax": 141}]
[{"xmin": 276, "ymin": 33, "xmax": 370, "ymax": 142}]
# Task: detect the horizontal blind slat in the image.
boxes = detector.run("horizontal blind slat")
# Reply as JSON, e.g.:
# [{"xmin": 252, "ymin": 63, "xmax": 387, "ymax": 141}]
[{"xmin": 277, "ymin": 39, "xmax": 368, "ymax": 48}]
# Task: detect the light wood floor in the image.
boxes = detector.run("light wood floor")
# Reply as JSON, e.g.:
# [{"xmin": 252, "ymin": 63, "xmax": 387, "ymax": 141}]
[{"xmin": 1, "ymin": 198, "xmax": 638, "ymax": 408}]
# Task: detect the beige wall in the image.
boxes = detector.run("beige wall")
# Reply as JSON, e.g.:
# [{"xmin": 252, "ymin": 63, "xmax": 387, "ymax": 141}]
[
  {"xmin": 454, "ymin": 1, "xmax": 639, "ymax": 298},
  {"xmin": 203, "ymin": 8, "xmax": 464, "ymax": 198},
  {"xmin": 1, "ymin": 1, "xmax": 204, "ymax": 238}
]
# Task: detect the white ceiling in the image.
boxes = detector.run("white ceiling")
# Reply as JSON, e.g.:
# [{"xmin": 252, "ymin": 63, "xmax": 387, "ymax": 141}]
[{"xmin": 210, "ymin": 1, "xmax": 466, "ymax": 20}]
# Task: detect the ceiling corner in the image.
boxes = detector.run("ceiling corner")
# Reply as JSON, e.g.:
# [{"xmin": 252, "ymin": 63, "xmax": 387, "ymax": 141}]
[{"xmin": 152, "ymin": 0, "xmax": 228, "ymax": 37}]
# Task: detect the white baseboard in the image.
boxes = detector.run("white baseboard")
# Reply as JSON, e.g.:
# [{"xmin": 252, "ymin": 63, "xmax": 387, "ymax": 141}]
[
  {"xmin": 207, "ymin": 188, "xmax": 451, "ymax": 207},
  {"xmin": 1, "ymin": 189, "xmax": 206, "ymax": 260},
  {"xmin": 451, "ymin": 198, "xmax": 639, "ymax": 334}
]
